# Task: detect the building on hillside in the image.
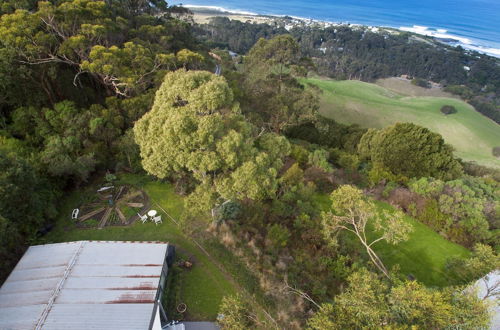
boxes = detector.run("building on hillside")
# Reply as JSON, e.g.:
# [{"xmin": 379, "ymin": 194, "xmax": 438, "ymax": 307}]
[
  {"xmin": 471, "ymin": 270, "xmax": 500, "ymax": 329},
  {"xmin": 0, "ymin": 241, "xmax": 175, "ymax": 330}
]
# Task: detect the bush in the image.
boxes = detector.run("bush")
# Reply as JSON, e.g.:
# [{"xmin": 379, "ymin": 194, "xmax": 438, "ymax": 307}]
[
  {"xmin": 308, "ymin": 148, "xmax": 333, "ymax": 173},
  {"xmin": 440, "ymin": 105, "xmax": 457, "ymax": 115},
  {"xmin": 337, "ymin": 152, "xmax": 360, "ymax": 172},
  {"xmin": 443, "ymin": 85, "xmax": 473, "ymax": 99},
  {"xmin": 368, "ymin": 123, "xmax": 462, "ymax": 180},
  {"xmin": 493, "ymin": 146, "xmax": 500, "ymax": 158},
  {"xmin": 218, "ymin": 201, "xmax": 241, "ymax": 222},
  {"xmin": 290, "ymin": 143, "xmax": 309, "ymax": 165},
  {"xmin": 267, "ymin": 224, "xmax": 291, "ymax": 249},
  {"xmin": 411, "ymin": 78, "xmax": 431, "ymax": 88},
  {"xmin": 217, "ymin": 295, "xmax": 253, "ymax": 329}
]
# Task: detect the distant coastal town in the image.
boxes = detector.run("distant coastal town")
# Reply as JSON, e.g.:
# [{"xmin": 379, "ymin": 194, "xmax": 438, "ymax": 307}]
[{"xmin": 186, "ymin": 5, "xmax": 500, "ymax": 58}]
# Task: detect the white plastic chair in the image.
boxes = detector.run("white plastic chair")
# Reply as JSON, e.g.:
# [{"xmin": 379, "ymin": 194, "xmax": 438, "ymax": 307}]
[
  {"xmin": 71, "ymin": 209, "xmax": 79, "ymax": 220},
  {"xmin": 153, "ymin": 215, "xmax": 162, "ymax": 225},
  {"xmin": 138, "ymin": 213, "xmax": 148, "ymax": 223}
]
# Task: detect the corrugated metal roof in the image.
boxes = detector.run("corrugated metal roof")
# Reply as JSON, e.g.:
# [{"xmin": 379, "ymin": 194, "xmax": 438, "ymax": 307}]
[{"xmin": 0, "ymin": 241, "xmax": 169, "ymax": 330}]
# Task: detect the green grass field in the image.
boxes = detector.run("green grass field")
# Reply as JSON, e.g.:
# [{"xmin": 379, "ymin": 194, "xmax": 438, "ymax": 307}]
[
  {"xmin": 45, "ymin": 174, "xmax": 238, "ymax": 321},
  {"xmin": 305, "ymin": 78, "xmax": 500, "ymax": 168},
  {"xmin": 313, "ymin": 194, "xmax": 470, "ymax": 287}
]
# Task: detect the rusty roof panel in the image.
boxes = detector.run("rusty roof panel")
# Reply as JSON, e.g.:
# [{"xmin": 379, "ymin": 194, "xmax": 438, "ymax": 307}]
[
  {"xmin": 70, "ymin": 264, "xmax": 163, "ymax": 277},
  {"xmin": 56, "ymin": 289, "xmax": 156, "ymax": 304},
  {"xmin": 63, "ymin": 276, "xmax": 159, "ymax": 290},
  {"xmin": 0, "ymin": 241, "xmax": 169, "ymax": 330}
]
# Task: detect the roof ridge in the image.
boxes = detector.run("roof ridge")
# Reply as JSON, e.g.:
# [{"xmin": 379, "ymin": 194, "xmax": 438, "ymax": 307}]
[{"xmin": 35, "ymin": 240, "xmax": 86, "ymax": 330}]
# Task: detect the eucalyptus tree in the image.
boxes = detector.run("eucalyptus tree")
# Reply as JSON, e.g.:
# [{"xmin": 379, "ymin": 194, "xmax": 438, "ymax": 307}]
[
  {"xmin": 321, "ymin": 185, "xmax": 412, "ymax": 278},
  {"xmin": 134, "ymin": 69, "xmax": 290, "ymax": 212}
]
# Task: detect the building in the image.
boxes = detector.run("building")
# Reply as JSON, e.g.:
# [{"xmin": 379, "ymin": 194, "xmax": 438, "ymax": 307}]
[
  {"xmin": 471, "ymin": 270, "xmax": 500, "ymax": 329},
  {"xmin": 0, "ymin": 241, "xmax": 174, "ymax": 330}
]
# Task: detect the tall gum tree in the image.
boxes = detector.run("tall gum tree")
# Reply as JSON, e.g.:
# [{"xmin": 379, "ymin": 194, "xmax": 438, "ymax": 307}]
[
  {"xmin": 134, "ymin": 69, "xmax": 290, "ymax": 211},
  {"xmin": 321, "ymin": 185, "xmax": 412, "ymax": 278}
]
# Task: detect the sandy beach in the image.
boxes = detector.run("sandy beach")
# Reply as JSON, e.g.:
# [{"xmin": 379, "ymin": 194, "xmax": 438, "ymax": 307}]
[{"xmin": 188, "ymin": 6, "xmax": 274, "ymax": 24}]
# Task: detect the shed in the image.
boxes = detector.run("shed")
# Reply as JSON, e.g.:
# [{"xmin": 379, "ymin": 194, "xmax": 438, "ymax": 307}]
[{"xmin": 0, "ymin": 241, "xmax": 173, "ymax": 330}]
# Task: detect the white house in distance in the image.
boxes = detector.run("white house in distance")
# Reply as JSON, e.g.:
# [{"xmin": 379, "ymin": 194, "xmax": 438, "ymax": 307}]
[{"xmin": 0, "ymin": 241, "xmax": 174, "ymax": 330}]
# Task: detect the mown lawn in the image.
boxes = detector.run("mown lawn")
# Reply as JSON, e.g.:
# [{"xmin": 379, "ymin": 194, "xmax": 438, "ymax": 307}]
[
  {"xmin": 44, "ymin": 173, "xmax": 237, "ymax": 321},
  {"xmin": 314, "ymin": 194, "xmax": 470, "ymax": 287},
  {"xmin": 304, "ymin": 78, "xmax": 500, "ymax": 168}
]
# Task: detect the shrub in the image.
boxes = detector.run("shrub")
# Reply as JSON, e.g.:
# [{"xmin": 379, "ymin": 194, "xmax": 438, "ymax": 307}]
[
  {"xmin": 411, "ymin": 78, "xmax": 431, "ymax": 88},
  {"xmin": 368, "ymin": 162, "xmax": 408, "ymax": 186},
  {"xmin": 440, "ymin": 105, "xmax": 457, "ymax": 115},
  {"xmin": 337, "ymin": 152, "xmax": 360, "ymax": 172},
  {"xmin": 290, "ymin": 143, "xmax": 309, "ymax": 165},
  {"xmin": 369, "ymin": 123, "xmax": 462, "ymax": 180},
  {"xmin": 267, "ymin": 224, "xmax": 291, "ymax": 249},
  {"xmin": 217, "ymin": 295, "xmax": 253, "ymax": 329},
  {"xmin": 308, "ymin": 148, "xmax": 333, "ymax": 173},
  {"xmin": 444, "ymin": 85, "xmax": 473, "ymax": 99},
  {"xmin": 218, "ymin": 200, "xmax": 241, "ymax": 222},
  {"xmin": 493, "ymin": 146, "xmax": 500, "ymax": 158}
]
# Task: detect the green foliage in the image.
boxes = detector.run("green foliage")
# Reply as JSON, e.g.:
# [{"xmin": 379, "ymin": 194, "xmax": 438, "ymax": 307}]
[
  {"xmin": 217, "ymin": 295, "xmax": 253, "ymax": 329},
  {"xmin": 308, "ymin": 268, "xmax": 490, "ymax": 329},
  {"xmin": 280, "ymin": 163, "xmax": 304, "ymax": 188},
  {"xmin": 308, "ymin": 148, "xmax": 333, "ymax": 173},
  {"xmin": 357, "ymin": 128, "xmax": 378, "ymax": 161},
  {"xmin": 0, "ymin": 0, "xmax": 196, "ymax": 112},
  {"xmin": 440, "ymin": 104, "xmax": 457, "ymax": 115},
  {"xmin": 444, "ymin": 84, "xmax": 474, "ymax": 99},
  {"xmin": 322, "ymin": 185, "xmax": 412, "ymax": 277},
  {"xmin": 446, "ymin": 243, "xmax": 500, "ymax": 284},
  {"xmin": 414, "ymin": 199, "xmax": 452, "ymax": 235},
  {"xmin": 337, "ymin": 152, "xmax": 359, "ymax": 172},
  {"xmin": 0, "ymin": 149, "xmax": 58, "ymax": 282},
  {"xmin": 289, "ymin": 143, "xmax": 309, "ymax": 165},
  {"xmin": 267, "ymin": 223, "xmax": 291, "ymax": 248},
  {"xmin": 309, "ymin": 78, "xmax": 500, "ymax": 167},
  {"xmin": 242, "ymin": 35, "xmax": 318, "ymax": 132},
  {"xmin": 134, "ymin": 69, "xmax": 289, "ymax": 213},
  {"xmin": 176, "ymin": 48, "xmax": 204, "ymax": 69},
  {"xmin": 367, "ymin": 162, "xmax": 408, "ymax": 186},
  {"xmin": 307, "ymin": 303, "xmax": 336, "ymax": 330},
  {"xmin": 363, "ymin": 123, "xmax": 463, "ymax": 180},
  {"xmin": 81, "ymin": 42, "xmax": 178, "ymax": 96},
  {"xmin": 411, "ymin": 77, "xmax": 431, "ymax": 88},
  {"xmin": 409, "ymin": 176, "xmax": 496, "ymax": 246},
  {"xmin": 493, "ymin": 146, "xmax": 500, "ymax": 158},
  {"xmin": 217, "ymin": 200, "xmax": 241, "ymax": 222}
]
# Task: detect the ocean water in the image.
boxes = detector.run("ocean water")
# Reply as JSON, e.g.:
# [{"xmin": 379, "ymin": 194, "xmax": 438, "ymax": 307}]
[{"xmin": 172, "ymin": 0, "xmax": 500, "ymax": 57}]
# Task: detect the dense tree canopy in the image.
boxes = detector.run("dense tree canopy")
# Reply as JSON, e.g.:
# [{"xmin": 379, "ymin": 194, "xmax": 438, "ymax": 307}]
[
  {"xmin": 0, "ymin": 4, "xmax": 497, "ymax": 328},
  {"xmin": 241, "ymin": 35, "xmax": 318, "ymax": 133},
  {"xmin": 196, "ymin": 18, "xmax": 500, "ymax": 124},
  {"xmin": 134, "ymin": 69, "xmax": 290, "ymax": 209},
  {"xmin": 0, "ymin": 0, "xmax": 200, "ymax": 112},
  {"xmin": 358, "ymin": 122, "xmax": 462, "ymax": 180},
  {"xmin": 308, "ymin": 268, "xmax": 490, "ymax": 329}
]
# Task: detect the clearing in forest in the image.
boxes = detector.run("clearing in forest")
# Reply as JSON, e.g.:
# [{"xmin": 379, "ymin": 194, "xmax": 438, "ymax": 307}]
[{"xmin": 306, "ymin": 78, "xmax": 500, "ymax": 168}]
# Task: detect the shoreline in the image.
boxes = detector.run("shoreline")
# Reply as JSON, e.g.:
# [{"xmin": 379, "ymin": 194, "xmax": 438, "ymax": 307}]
[{"xmin": 186, "ymin": 5, "xmax": 500, "ymax": 59}]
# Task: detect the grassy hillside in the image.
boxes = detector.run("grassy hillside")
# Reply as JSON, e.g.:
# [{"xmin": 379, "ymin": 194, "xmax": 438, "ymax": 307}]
[
  {"xmin": 314, "ymin": 194, "xmax": 470, "ymax": 287},
  {"xmin": 306, "ymin": 78, "xmax": 500, "ymax": 168}
]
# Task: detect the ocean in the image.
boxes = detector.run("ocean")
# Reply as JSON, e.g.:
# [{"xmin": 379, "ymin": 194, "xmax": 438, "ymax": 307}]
[{"xmin": 171, "ymin": 0, "xmax": 500, "ymax": 58}]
